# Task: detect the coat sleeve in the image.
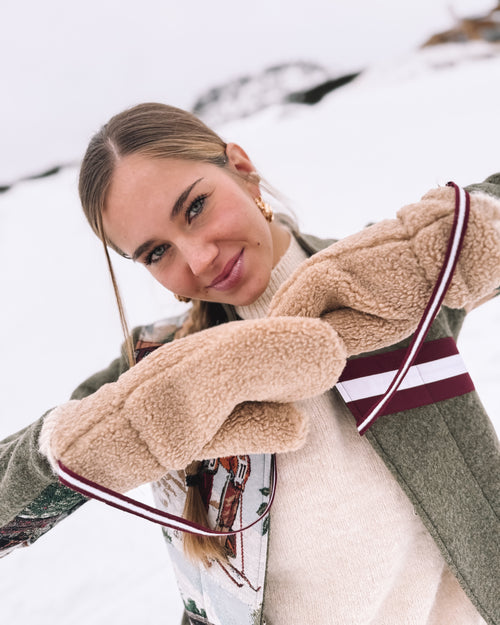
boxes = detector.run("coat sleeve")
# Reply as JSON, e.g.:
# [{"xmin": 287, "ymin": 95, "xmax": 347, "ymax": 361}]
[
  {"xmin": 465, "ymin": 173, "xmax": 500, "ymax": 307},
  {"xmin": 0, "ymin": 340, "xmax": 134, "ymax": 557},
  {"xmin": 465, "ymin": 172, "xmax": 500, "ymax": 201}
]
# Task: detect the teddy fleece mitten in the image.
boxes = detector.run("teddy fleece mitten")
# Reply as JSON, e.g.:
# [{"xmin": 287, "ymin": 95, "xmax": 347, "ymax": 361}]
[
  {"xmin": 41, "ymin": 316, "xmax": 346, "ymax": 492},
  {"xmin": 270, "ymin": 187, "xmax": 500, "ymax": 355}
]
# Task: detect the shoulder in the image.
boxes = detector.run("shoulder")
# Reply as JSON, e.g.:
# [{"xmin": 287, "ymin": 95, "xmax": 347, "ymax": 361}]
[
  {"xmin": 135, "ymin": 312, "xmax": 188, "ymax": 345},
  {"xmin": 465, "ymin": 172, "xmax": 500, "ymax": 201},
  {"xmin": 278, "ymin": 214, "xmax": 337, "ymax": 256},
  {"xmin": 133, "ymin": 313, "xmax": 189, "ymax": 361}
]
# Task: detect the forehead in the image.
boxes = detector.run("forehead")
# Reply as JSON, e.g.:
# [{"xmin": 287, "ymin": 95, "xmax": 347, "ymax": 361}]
[{"xmin": 107, "ymin": 154, "xmax": 208, "ymax": 203}]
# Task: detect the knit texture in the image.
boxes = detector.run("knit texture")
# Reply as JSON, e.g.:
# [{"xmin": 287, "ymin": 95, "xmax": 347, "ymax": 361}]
[
  {"xmin": 45, "ymin": 186, "xmax": 500, "ymax": 495},
  {"xmin": 236, "ymin": 234, "xmax": 486, "ymax": 625}
]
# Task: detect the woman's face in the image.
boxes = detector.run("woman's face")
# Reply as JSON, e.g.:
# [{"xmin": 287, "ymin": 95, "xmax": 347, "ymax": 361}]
[{"xmin": 103, "ymin": 144, "xmax": 290, "ymax": 306}]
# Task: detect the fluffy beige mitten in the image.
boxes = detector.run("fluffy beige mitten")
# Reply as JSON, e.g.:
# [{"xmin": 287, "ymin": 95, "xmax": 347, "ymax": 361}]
[
  {"xmin": 44, "ymin": 316, "xmax": 346, "ymax": 492},
  {"xmin": 270, "ymin": 187, "xmax": 500, "ymax": 355}
]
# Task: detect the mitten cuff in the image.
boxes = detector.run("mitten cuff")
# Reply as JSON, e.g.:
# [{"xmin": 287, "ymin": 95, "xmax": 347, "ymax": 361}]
[{"xmin": 39, "ymin": 401, "xmax": 80, "ymax": 474}]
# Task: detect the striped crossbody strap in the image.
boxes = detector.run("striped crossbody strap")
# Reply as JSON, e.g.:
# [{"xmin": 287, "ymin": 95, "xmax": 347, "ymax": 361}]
[
  {"xmin": 337, "ymin": 182, "xmax": 471, "ymax": 435},
  {"xmin": 57, "ymin": 348, "xmax": 276, "ymax": 535},
  {"xmin": 57, "ymin": 183, "xmax": 469, "ymax": 528},
  {"xmin": 56, "ymin": 455, "xmax": 276, "ymax": 536}
]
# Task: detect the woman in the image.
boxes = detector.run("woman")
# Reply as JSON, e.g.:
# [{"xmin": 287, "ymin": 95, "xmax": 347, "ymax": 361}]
[{"xmin": 1, "ymin": 103, "xmax": 499, "ymax": 625}]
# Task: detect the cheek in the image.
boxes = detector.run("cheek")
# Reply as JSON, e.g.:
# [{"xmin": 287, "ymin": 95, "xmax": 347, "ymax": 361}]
[
  {"xmin": 231, "ymin": 209, "xmax": 270, "ymax": 250},
  {"xmin": 153, "ymin": 261, "xmax": 205, "ymax": 297},
  {"xmin": 146, "ymin": 262, "xmax": 180, "ymax": 292},
  {"xmin": 253, "ymin": 225, "xmax": 274, "ymax": 259}
]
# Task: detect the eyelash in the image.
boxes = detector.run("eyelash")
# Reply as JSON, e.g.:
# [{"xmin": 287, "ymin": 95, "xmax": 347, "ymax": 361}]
[
  {"xmin": 144, "ymin": 193, "xmax": 208, "ymax": 266},
  {"xmin": 186, "ymin": 193, "xmax": 207, "ymax": 223},
  {"xmin": 145, "ymin": 244, "xmax": 168, "ymax": 266}
]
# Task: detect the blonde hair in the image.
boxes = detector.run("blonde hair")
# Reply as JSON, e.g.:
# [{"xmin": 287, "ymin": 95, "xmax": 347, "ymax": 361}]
[{"xmin": 79, "ymin": 103, "xmax": 240, "ymax": 565}]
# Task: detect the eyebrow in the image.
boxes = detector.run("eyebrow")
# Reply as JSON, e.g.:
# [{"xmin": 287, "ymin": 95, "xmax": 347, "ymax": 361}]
[
  {"xmin": 171, "ymin": 178, "xmax": 203, "ymax": 218},
  {"xmin": 131, "ymin": 178, "xmax": 203, "ymax": 261}
]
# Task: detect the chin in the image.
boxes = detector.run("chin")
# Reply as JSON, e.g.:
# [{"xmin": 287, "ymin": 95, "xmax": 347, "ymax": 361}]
[
  {"xmin": 233, "ymin": 294, "xmax": 258, "ymax": 307},
  {"xmin": 232, "ymin": 281, "xmax": 269, "ymax": 307}
]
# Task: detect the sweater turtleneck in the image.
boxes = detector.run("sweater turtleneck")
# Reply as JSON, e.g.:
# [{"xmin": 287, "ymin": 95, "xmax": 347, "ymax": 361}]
[{"xmin": 234, "ymin": 232, "xmax": 483, "ymax": 625}]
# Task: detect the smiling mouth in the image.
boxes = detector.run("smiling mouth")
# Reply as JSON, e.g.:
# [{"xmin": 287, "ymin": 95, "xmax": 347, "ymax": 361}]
[{"xmin": 209, "ymin": 250, "xmax": 244, "ymax": 291}]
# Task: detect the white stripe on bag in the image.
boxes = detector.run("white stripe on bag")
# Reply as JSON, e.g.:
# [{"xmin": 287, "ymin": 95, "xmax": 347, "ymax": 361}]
[
  {"xmin": 337, "ymin": 353, "xmax": 468, "ymax": 403},
  {"xmin": 356, "ymin": 183, "xmax": 469, "ymax": 433}
]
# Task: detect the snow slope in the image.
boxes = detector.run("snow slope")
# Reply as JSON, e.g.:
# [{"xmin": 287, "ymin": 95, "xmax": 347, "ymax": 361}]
[
  {"xmin": 1, "ymin": 38, "xmax": 499, "ymax": 625},
  {"xmin": 0, "ymin": 0, "xmax": 494, "ymax": 183}
]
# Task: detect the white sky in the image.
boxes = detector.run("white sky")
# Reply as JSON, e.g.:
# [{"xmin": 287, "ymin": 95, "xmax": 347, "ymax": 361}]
[{"xmin": 0, "ymin": 0, "xmax": 494, "ymax": 182}]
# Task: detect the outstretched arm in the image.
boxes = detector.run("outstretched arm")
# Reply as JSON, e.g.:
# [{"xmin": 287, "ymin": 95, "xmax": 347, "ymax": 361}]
[
  {"xmin": 0, "ymin": 344, "xmax": 133, "ymax": 554},
  {"xmin": 41, "ymin": 317, "xmax": 346, "ymax": 493},
  {"xmin": 270, "ymin": 182, "xmax": 500, "ymax": 356}
]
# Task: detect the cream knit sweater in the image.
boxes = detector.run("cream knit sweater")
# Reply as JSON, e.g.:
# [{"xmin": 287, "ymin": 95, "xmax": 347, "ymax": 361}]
[{"xmin": 236, "ymin": 234, "xmax": 484, "ymax": 625}]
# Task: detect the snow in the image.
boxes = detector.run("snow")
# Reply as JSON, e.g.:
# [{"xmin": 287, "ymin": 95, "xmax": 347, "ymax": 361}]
[
  {"xmin": 1, "ymin": 2, "xmax": 499, "ymax": 623},
  {"xmin": 0, "ymin": 0, "xmax": 494, "ymax": 183}
]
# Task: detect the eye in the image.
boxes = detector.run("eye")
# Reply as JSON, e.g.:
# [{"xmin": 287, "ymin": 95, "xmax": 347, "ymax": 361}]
[
  {"xmin": 186, "ymin": 194, "xmax": 207, "ymax": 223},
  {"xmin": 145, "ymin": 244, "xmax": 169, "ymax": 266}
]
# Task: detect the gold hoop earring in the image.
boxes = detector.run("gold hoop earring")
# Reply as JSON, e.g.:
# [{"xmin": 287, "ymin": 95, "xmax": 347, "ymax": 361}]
[
  {"xmin": 174, "ymin": 294, "xmax": 191, "ymax": 303},
  {"xmin": 254, "ymin": 196, "xmax": 273, "ymax": 222}
]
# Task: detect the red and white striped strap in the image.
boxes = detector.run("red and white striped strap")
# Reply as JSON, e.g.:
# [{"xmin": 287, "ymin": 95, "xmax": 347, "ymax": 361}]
[
  {"xmin": 337, "ymin": 337, "xmax": 475, "ymax": 427},
  {"xmin": 56, "ymin": 454, "xmax": 276, "ymax": 536},
  {"xmin": 56, "ymin": 183, "xmax": 468, "ymax": 527},
  {"xmin": 352, "ymin": 181, "xmax": 470, "ymax": 435}
]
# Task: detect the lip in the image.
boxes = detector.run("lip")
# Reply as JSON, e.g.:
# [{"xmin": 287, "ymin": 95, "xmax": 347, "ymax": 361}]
[{"xmin": 209, "ymin": 250, "xmax": 244, "ymax": 291}]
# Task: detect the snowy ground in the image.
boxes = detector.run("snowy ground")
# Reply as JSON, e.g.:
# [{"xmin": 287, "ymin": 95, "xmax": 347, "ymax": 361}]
[
  {"xmin": 1, "ymin": 2, "xmax": 499, "ymax": 624},
  {"xmin": 1, "ymin": 0, "xmax": 495, "ymax": 183}
]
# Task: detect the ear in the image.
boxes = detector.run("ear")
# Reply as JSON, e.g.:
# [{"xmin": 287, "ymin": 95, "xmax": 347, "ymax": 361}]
[
  {"xmin": 225, "ymin": 143, "xmax": 260, "ymax": 194},
  {"xmin": 225, "ymin": 142, "xmax": 255, "ymax": 175}
]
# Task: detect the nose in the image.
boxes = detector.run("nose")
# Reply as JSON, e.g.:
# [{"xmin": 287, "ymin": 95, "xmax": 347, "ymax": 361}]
[{"xmin": 181, "ymin": 239, "xmax": 219, "ymax": 277}]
